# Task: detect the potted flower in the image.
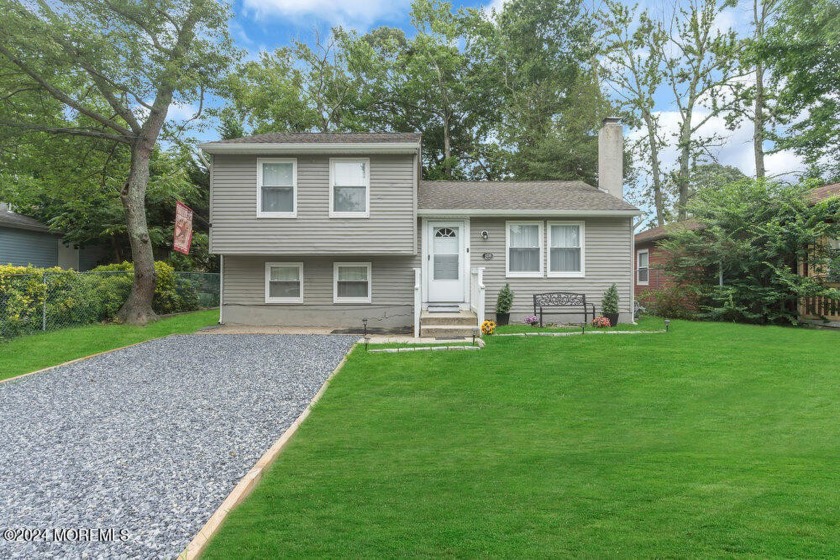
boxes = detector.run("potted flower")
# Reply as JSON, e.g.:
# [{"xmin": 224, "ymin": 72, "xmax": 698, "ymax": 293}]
[
  {"xmin": 495, "ymin": 283, "xmax": 514, "ymax": 326},
  {"xmin": 601, "ymin": 283, "xmax": 620, "ymax": 327},
  {"xmin": 524, "ymin": 314, "xmax": 539, "ymax": 327}
]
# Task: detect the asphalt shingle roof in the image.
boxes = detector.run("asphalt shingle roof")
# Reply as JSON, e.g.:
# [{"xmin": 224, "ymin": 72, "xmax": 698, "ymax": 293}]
[
  {"xmin": 0, "ymin": 209, "xmax": 52, "ymax": 233},
  {"xmin": 806, "ymin": 183, "xmax": 840, "ymax": 204},
  {"xmin": 206, "ymin": 132, "xmax": 422, "ymax": 145},
  {"xmin": 418, "ymin": 180, "xmax": 638, "ymax": 212},
  {"xmin": 635, "ymin": 219, "xmax": 703, "ymax": 243}
]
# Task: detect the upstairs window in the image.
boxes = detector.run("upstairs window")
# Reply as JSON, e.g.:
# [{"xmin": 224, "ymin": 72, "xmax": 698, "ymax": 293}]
[
  {"xmin": 548, "ymin": 222, "xmax": 585, "ymax": 277},
  {"xmin": 257, "ymin": 158, "xmax": 296, "ymax": 217},
  {"xmin": 637, "ymin": 249, "xmax": 650, "ymax": 285},
  {"xmin": 330, "ymin": 158, "xmax": 370, "ymax": 217},
  {"xmin": 506, "ymin": 222, "xmax": 543, "ymax": 277}
]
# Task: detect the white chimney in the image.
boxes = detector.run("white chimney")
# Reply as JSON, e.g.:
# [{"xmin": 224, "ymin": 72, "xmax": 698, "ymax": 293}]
[{"xmin": 598, "ymin": 117, "xmax": 624, "ymax": 200}]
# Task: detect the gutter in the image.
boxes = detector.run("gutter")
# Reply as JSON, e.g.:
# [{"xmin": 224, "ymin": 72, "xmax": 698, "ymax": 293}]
[
  {"xmin": 416, "ymin": 209, "xmax": 642, "ymax": 217},
  {"xmin": 198, "ymin": 142, "xmax": 422, "ymax": 155}
]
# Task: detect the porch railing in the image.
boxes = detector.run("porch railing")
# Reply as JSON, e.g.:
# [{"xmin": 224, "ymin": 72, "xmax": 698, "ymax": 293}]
[
  {"xmin": 470, "ymin": 267, "xmax": 486, "ymax": 330},
  {"xmin": 800, "ymin": 293, "xmax": 840, "ymax": 321},
  {"xmin": 413, "ymin": 267, "xmax": 422, "ymax": 337}
]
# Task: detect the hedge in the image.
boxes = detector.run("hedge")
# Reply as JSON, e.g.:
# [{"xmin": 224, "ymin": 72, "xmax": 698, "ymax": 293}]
[{"xmin": 0, "ymin": 262, "xmax": 201, "ymax": 339}]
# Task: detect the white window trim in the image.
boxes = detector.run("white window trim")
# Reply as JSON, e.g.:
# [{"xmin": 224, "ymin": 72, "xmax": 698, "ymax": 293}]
[
  {"xmin": 506, "ymin": 221, "xmax": 544, "ymax": 278},
  {"xmin": 256, "ymin": 158, "xmax": 297, "ymax": 218},
  {"xmin": 637, "ymin": 249, "xmax": 650, "ymax": 286},
  {"xmin": 547, "ymin": 221, "xmax": 585, "ymax": 278},
  {"xmin": 333, "ymin": 262, "xmax": 372, "ymax": 304},
  {"xmin": 264, "ymin": 262, "xmax": 304, "ymax": 304},
  {"xmin": 329, "ymin": 157, "xmax": 370, "ymax": 218}
]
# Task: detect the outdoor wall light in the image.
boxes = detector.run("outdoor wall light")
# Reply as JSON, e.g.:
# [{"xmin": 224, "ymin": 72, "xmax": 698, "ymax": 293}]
[
  {"xmin": 664, "ymin": 319, "xmax": 671, "ymax": 332},
  {"xmin": 480, "ymin": 230, "xmax": 489, "ymax": 240}
]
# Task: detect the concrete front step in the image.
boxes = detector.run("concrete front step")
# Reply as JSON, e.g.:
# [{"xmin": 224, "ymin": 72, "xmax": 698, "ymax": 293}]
[
  {"xmin": 420, "ymin": 310, "xmax": 478, "ymax": 327},
  {"xmin": 421, "ymin": 325, "xmax": 480, "ymax": 339}
]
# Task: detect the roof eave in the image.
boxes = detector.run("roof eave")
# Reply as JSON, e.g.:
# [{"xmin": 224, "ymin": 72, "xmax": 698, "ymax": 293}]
[
  {"xmin": 417, "ymin": 208, "xmax": 641, "ymax": 217},
  {"xmin": 199, "ymin": 142, "xmax": 422, "ymax": 155}
]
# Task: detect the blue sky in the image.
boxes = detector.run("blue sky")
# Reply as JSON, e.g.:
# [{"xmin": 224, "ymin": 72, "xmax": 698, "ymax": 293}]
[{"xmin": 181, "ymin": 0, "xmax": 806, "ymax": 184}]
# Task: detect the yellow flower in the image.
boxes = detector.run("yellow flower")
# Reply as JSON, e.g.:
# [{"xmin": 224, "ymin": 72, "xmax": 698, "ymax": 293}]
[{"xmin": 481, "ymin": 320, "xmax": 497, "ymax": 335}]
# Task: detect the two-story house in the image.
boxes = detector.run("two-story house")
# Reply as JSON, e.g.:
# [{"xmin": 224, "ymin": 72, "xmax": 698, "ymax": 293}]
[{"xmin": 200, "ymin": 118, "xmax": 640, "ymax": 337}]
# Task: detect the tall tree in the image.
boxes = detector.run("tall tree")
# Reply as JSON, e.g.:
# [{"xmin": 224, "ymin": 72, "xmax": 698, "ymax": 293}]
[
  {"xmin": 0, "ymin": 0, "xmax": 235, "ymax": 324},
  {"xmin": 763, "ymin": 0, "xmax": 840, "ymax": 178},
  {"xmin": 598, "ymin": 1, "xmax": 669, "ymax": 226},
  {"xmin": 223, "ymin": 33, "xmax": 362, "ymax": 134},
  {"xmin": 748, "ymin": 0, "xmax": 778, "ymax": 179},
  {"xmin": 664, "ymin": 0, "xmax": 742, "ymax": 220},
  {"xmin": 467, "ymin": 0, "xmax": 606, "ymax": 183}
]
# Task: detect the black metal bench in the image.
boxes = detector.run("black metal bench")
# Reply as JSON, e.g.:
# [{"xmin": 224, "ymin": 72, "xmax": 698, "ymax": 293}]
[{"xmin": 533, "ymin": 292, "xmax": 596, "ymax": 327}]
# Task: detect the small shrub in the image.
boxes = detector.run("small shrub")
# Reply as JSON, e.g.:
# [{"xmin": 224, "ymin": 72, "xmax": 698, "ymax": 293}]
[
  {"xmin": 496, "ymin": 283, "xmax": 514, "ymax": 314},
  {"xmin": 602, "ymin": 284, "xmax": 619, "ymax": 315},
  {"xmin": 639, "ymin": 285, "xmax": 699, "ymax": 320}
]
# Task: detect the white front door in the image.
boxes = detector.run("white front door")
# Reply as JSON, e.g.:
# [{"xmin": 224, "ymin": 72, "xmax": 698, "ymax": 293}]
[{"xmin": 427, "ymin": 221, "xmax": 466, "ymax": 303}]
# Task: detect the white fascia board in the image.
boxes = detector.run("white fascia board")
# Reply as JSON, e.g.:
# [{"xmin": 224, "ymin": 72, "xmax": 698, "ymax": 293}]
[
  {"xmin": 417, "ymin": 208, "xmax": 642, "ymax": 217},
  {"xmin": 199, "ymin": 142, "xmax": 421, "ymax": 155}
]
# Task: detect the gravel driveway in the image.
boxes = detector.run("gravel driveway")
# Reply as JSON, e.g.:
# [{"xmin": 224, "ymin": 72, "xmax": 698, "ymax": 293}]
[{"xmin": 0, "ymin": 334, "xmax": 356, "ymax": 559}]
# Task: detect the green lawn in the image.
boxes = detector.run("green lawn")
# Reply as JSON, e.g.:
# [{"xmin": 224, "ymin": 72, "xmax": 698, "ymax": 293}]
[
  {"xmin": 204, "ymin": 320, "xmax": 840, "ymax": 559},
  {"xmin": 0, "ymin": 310, "xmax": 218, "ymax": 381}
]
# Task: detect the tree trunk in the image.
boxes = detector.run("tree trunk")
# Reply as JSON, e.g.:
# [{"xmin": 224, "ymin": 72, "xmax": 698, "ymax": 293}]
[
  {"xmin": 753, "ymin": 0, "xmax": 768, "ymax": 179},
  {"xmin": 753, "ymin": 61, "xmax": 766, "ymax": 179},
  {"xmin": 443, "ymin": 112, "xmax": 452, "ymax": 178},
  {"xmin": 676, "ymin": 118, "xmax": 692, "ymax": 221},
  {"xmin": 116, "ymin": 142, "xmax": 157, "ymax": 325},
  {"xmin": 644, "ymin": 111, "xmax": 666, "ymax": 227}
]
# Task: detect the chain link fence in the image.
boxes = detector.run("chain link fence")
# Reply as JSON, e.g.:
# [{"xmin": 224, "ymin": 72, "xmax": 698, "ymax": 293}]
[{"xmin": 0, "ymin": 271, "xmax": 219, "ymax": 340}]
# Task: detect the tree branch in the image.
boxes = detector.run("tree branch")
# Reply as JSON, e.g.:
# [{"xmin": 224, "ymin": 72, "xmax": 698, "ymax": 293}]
[{"xmin": 0, "ymin": 43, "xmax": 135, "ymax": 140}]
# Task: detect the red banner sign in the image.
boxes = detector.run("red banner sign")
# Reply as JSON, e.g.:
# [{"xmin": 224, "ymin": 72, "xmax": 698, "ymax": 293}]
[{"xmin": 173, "ymin": 201, "xmax": 194, "ymax": 255}]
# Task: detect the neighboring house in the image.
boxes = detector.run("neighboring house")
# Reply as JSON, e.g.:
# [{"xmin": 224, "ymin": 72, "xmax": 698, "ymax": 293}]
[
  {"xmin": 0, "ymin": 204, "xmax": 103, "ymax": 270},
  {"xmin": 799, "ymin": 183, "xmax": 840, "ymax": 325},
  {"xmin": 200, "ymin": 119, "xmax": 640, "ymax": 336},
  {"xmin": 634, "ymin": 220, "xmax": 703, "ymax": 297}
]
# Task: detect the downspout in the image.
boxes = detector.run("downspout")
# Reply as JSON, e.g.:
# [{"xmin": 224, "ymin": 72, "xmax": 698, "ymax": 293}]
[
  {"xmin": 630, "ymin": 217, "xmax": 637, "ymax": 324},
  {"xmin": 219, "ymin": 254, "xmax": 224, "ymax": 324}
]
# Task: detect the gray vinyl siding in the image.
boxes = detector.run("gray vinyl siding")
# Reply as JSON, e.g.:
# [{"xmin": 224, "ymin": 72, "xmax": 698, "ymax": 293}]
[
  {"xmin": 222, "ymin": 255, "xmax": 420, "ymax": 327},
  {"xmin": 210, "ymin": 154, "xmax": 417, "ymax": 255},
  {"xmin": 0, "ymin": 227, "xmax": 59, "ymax": 267},
  {"xmin": 469, "ymin": 217, "xmax": 634, "ymax": 321}
]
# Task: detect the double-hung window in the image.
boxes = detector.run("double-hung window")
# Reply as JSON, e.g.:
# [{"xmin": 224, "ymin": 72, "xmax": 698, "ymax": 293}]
[
  {"xmin": 265, "ymin": 262, "xmax": 303, "ymax": 303},
  {"xmin": 334, "ymin": 262, "xmax": 372, "ymax": 303},
  {"xmin": 257, "ymin": 158, "xmax": 296, "ymax": 217},
  {"xmin": 637, "ymin": 249, "xmax": 650, "ymax": 285},
  {"xmin": 548, "ymin": 222, "xmax": 584, "ymax": 277},
  {"xmin": 506, "ymin": 222, "xmax": 543, "ymax": 277},
  {"xmin": 330, "ymin": 158, "xmax": 370, "ymax": 217}
]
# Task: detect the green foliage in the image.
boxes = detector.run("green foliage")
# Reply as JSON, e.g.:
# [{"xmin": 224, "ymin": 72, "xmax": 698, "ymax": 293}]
[
  {"xmin": 223, "ymin": 0, "xmax": 605, "ymax": 182},
  {"xmin": 763, "ymin": 0, "xmax": 840, "ymax": 176},
  {"xmin": 0, "ymin": 262, "xmax": 205, "ymax": 339},
  {"xmin": 661, "ymin": 179, "xmax": 840, "ymax": 324},
  {"xmin": 495, "ymin": 283, "xmax": 514, "ymax": 314},
  {"xmin": 92, "ymin": 261, "xmax": 200, "ymax": 315},
  {"xmin": 638, "ymin": 285, "xmax": 699, "ymax": 320},
  {"xmin": 601, "ymin": 283, "xmax": 620, "ymax": 315}
]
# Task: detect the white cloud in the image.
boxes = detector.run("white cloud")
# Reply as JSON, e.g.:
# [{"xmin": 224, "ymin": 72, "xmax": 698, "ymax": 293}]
[
  {"xmin": 482, "ymin": 0, "xmax": 509, "ymax": 18},
  {"xmin": 166, "ymin": 102, "xmax": 199, "ymax": 123},
  {"xmin": 242, "ymin": 0, "xmax": 411, "ymax": 27},
  {"xmin": 627, "ymin": 108, "xmax": 807, "ymax": 181}
]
